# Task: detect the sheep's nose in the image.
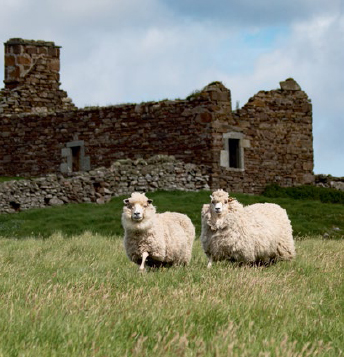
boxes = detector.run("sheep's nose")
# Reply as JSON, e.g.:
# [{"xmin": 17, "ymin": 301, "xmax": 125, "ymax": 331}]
[{"xmin": 134, "ymin": 212, "xmax": 140, "ymax": 217}]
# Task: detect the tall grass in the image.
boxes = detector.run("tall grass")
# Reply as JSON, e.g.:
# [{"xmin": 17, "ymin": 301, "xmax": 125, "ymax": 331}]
[
  {"xmin": 0, "ymin": 233, "xmax": 342, "ymax": 356},
  {"xmin": 0, "ymin": 190, "xmax": 343, "ymax": 355}
]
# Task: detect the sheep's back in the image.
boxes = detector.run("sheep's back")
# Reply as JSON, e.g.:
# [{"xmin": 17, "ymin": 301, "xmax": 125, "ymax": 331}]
[
  {"xmin": 156, "ymin": 212, "xmax": 195, "ymax": 264},
  {"xmin": 243, "ymin": 203, "xmax": 291, "ymax": 235},
  {"xmin": 243, "ymin": 203, "xmax": 295, "ymax": 260},
  {"xmin": 244, "ymin": 203, "xmax": 287, "ymax": 219}
]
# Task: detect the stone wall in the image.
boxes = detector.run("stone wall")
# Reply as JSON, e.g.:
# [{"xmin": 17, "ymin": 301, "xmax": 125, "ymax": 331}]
[
  {"xmin": 0, "ymin": 156, "xmax": 209, "ymax": 214},
  {"xmin": 0, "ymin": 38, "xmax": 315, "ymax": 195},
  {"xmin": 0, "ymin": 38, "xmax": 75, "ymax": 114},
  {"xmin": 0, "ymin": 80, "xmax": 314, "ymax": 194},
  {"xmin": 0, "ymin": 83, "xmax": 229, "ymax": 180},
  {"xmin": 211, "ymin": 79, "xmax": 314, "ymax": 193},
  {"xmin": 315, "ymin": 174, "xmax": 344, "ymax": 191}
]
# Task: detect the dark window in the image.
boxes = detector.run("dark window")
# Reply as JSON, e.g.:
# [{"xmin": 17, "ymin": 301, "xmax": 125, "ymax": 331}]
[
  {"xmin": 71, "ymin": 146, "xmax": 81, "ymax": 172},
  {"xmin": 228, "ymin": 139, "xmax": 240, "ymax": 168}
]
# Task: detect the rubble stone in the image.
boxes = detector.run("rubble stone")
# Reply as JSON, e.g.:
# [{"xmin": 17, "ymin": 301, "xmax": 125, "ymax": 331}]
[{"xmin": 0, "ymin": 156, "xmax": 210, "ymax": 213}]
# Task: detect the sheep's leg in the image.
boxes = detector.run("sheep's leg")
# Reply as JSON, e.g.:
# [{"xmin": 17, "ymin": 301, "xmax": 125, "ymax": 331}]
[
  {"xmin": 139, "ymin": 252, "xmax": 149, "ymax": 271},
  {"xmin": 207, "ymin": 256, "xmax": 213, "ymax": 269}
]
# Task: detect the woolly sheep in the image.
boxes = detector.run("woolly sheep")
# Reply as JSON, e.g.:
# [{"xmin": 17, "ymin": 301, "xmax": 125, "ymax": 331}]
[
  {"xmin": 201, "ymin": 189, "xmax": 296, "ymax": 268},
  {"xmin": 122, "ymin": 192, "xmax": 195, "ymax": 271}
]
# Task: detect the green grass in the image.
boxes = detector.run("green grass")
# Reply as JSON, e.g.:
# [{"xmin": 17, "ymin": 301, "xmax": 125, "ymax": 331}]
[
  {"xmin": 263, "ymin": 183, "xmax": 344, "ymax": 204},
  {"xmin": 0, "ymin": 233, "xmax": 342, "ymax": 356},
  {"xmin": 0, "ymin": 190, "xmax": 343, "ymax": 239},
  {"xmin": 0, "ymin": 190, "xmax": 343, "ymax": 355}
]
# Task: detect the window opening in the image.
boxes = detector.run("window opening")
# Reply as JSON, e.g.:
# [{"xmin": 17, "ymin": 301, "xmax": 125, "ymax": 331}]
[
  {"xmin": 61, "ymin": 140, "xmax": 90, "ymax": 174},
  {"xmin": 220, "ymin": 132, "xmax": 247, "ymax": 171},
  {"xmin": 228, "ymin": 139, "xmax": 240, "ymax": 168},
  {"xmin": 71, "ymin": 146, "xmax": 81, "ymax": 172}
]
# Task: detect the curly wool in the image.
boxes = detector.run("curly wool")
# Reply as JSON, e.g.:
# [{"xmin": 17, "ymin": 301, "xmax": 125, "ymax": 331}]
[
  {"xmin": 211, "ymin": 189, "xmax": 229, "ymax": 202},
  {"xmin": 122, "ymin": 192, "xmax": 195, "ymax": 269},
  {"xmin": 201, "ymin": 190, "xmax": 296, "ymax": 266}
]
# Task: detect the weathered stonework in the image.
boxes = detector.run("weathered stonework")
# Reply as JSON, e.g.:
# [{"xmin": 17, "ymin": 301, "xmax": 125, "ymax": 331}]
[
  {"xmin": 213, "ymin": 82, "xmax": 314, "ymax": 193},
  {"xmin": 0, "ymin": 156, "xmax": 209, "ymax": 213},
  {"xmin": 0, "ymin": 38, "xmax": 75, "ymax": 113},
  {"xmin": 0, "ymin": 38, "xmax": 314, "ymax": 196},
  {"xmin": 315, "ymin": 174, "xmax": 344, "ymax": 191}
]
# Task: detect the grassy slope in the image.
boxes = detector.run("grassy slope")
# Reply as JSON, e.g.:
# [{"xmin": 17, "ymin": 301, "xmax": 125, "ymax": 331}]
[
  {"xmin": 0, "ymin": 190, "xmax": 343, "ymax": 239},
  {"xmin": 0, "ymin": 190, "xmax": 342, "ymax": 355},
  {"xmin": 0, "ymin": 233, "xmax": 342, "ymax": 356}
]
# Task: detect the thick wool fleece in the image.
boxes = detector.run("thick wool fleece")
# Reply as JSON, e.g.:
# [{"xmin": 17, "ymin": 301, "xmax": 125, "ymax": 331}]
[
  {"xmin": 122, "ymin": 192, "xmax": 195, "ymax": 267},
  {"xmin": 201, "ymin": 192, "xmax": 296, "ymax": 264}
]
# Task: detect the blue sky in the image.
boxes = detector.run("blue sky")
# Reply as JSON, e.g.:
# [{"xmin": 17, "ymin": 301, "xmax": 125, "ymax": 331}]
[{"xmin": 0, "ymin": 0, "xmax": 343, "ymax": 176}]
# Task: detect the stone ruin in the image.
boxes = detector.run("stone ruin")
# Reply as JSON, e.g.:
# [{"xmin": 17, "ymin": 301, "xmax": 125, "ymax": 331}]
[
  {"xmin": 0, "ymin": 38, "xmax": 317, "ymax": 210},
  {"xmin": 0, "ymin": 38, "xmax": 75, "ymax": 114}
]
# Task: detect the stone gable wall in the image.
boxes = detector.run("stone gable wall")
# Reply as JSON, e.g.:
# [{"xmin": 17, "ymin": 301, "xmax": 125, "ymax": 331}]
[{"xmin": 210, "ymin": 79, "xmax": 314, "ymax": 193}]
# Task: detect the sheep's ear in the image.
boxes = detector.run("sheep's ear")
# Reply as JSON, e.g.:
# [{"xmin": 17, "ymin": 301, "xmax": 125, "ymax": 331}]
[
  {"xmin": 210, "ymin": 195, "xmax": 213, "ymax": 200},
  {"xmin": 123, "ymin": 199, "xmax": 130, "ymax": 206},
  {"xmin": 147, "ymin": 199, "xmax": 153, "ymax": 205}
]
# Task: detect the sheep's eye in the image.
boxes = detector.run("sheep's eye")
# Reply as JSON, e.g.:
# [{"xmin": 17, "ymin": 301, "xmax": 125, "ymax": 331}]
[
  {"xmin": 224, "ymin": 200, "xmax": 228, "ymax": 204},
  {"xmin": 211, "ymin": 201, "xmax": 215, "ymax": 205}
]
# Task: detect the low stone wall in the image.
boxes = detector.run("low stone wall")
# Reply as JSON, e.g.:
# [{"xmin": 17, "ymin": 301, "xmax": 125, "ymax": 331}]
[
  {"xmin": 315, "ymin": 174, "xmax": 344, "ymax": 191},
  {"xmin": 0, "ymin": 156, "xmax": 209, "ymax": 214}
]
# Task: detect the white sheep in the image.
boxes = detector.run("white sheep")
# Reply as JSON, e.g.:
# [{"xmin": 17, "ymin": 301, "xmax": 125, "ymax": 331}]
[
  {"xmin": 122, "ymin": 192, "xmax": 195, "ymax": 271},
  {"xmin": 201, "ymin": 189, "xmax": 296, "ymax": 268}
]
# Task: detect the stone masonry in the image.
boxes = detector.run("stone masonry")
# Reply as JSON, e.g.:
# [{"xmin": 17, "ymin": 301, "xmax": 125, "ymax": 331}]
[
  {"xmin": 0, "ymin": 156, "xmax": 209, "ymax": 213},
  {"xmin": 0, "ymin": 38, "xmax": 315, "ymax": 196},
  {"xmin": 0, "ymin": 38, "xmax": 75, "ymax": 114},
  {"xmin": 212, "ymin": 78, "xmax": 314, "ymax": 193}
]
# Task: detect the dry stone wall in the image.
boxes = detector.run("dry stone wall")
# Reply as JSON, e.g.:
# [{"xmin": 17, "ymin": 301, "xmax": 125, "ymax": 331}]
[
  {"xmin": 0, "ymin": 156, "xmax": 209, "ymax": 213},
  {"xmin": 315, "ymin": 174, "xmax": 344, "ymax": 191}
]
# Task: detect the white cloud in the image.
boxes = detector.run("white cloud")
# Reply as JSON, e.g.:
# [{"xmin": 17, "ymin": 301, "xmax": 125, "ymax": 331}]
[
  {"xmin": 221, "ymin": 14, "xmax": 344, "ymax": 176},
  {"xmin": 62, "ymin": 23, "xmax": 234, "ymax": 105}
]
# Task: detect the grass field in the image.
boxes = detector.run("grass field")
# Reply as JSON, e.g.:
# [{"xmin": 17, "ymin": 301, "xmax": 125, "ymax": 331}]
[
  {"xmin": 0, "ymin": 234, "xmax": 342, "ymax": 356},
  {"xmin": 0, "ymin": 190, "xmax": 343, "ymax": 239},
  {"xmin": 0, "ymin": 190, "xmax": 343, "ymax": 356}
]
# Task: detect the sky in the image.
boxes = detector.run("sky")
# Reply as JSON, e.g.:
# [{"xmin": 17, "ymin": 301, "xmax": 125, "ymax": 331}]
[{"xmin": 0, "ymin": 0, "xmax": 343, "ymax": 177}]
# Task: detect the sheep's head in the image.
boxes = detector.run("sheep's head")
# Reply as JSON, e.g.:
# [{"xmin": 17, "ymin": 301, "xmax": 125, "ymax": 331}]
[
  {"xmin": 210, "ymin": 189, "xmax": 233, "ymax": 216},
  {"xmin": 123, "ymin": 192, "xmax": 155, "ymax": 223}
]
